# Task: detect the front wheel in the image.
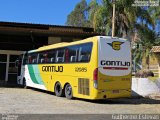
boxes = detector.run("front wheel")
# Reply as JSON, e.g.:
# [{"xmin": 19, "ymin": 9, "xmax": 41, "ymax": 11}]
[
  {"xmin": 65, "ymin": 84, "xmax": 73, "ymax": 99},
  {"xmin": 23, "ymin": 78, "xmax": 27, "ymax": 89}
]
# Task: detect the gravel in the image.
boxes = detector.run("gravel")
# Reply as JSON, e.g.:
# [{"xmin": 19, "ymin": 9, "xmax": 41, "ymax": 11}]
[{"xmin": 0, "ymin": 87, "xmax": 160, "ymax": 114}]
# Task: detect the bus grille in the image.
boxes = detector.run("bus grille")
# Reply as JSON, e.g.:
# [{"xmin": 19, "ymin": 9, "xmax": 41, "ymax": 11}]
[{"xmin": 78, "ymin": 78, "xmax": 90, "ymax": 96}]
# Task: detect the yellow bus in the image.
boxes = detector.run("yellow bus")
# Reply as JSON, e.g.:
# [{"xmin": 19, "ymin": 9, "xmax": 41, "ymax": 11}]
[{"xmin": 17, "ymin": 36, "xmax": 131, "ymax": 100}]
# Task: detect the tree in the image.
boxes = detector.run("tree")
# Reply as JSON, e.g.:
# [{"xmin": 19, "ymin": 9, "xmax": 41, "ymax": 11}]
[
  {"xmin": 133, "ymin": 27, "xmax": 156, "ymax": 69},
  {"xmin": 66, "ymin": 0, "xmax": 89, "ymax": 27},
  {"xmin": 133, "ymin": 6, "xmax": 160, "ymax": 71},
  {"xmin": 93, "ymin": 0, "xmax": 140, "ymax": 37},
  {"xmin": 133, "ymin": 25, "xmax": 160, "ymax": 71},
  {"xmin": 148, "ymin": 7, "xmax": 160, "ymax": 32},
  {"xmin": 88, "ymin": 0, "xmax": 99, "ymax": 27},
  {"xmin": 93, "ymin": 0, "xmax": 112, "ymax": 35}
]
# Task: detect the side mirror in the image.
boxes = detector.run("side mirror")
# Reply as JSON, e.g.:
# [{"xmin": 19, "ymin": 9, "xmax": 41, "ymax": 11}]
[{"xmin": 15, "ymin": 60, "xmax": 19, "ymax": 68}]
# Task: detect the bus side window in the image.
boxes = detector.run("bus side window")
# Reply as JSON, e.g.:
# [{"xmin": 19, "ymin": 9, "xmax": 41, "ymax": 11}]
[
  {"xmin": 70, "ymin": 53, "xmax": 77, "ymax": 62},
  {"xmin": 68, "ymin": 46, "xmax": 78, "ymax": 63},
  {"xmin": 28, "ymin": 54, "xmax": 38, "ymax": 64},
  {"xmin": 28, "ymin": 55, "xmax": 32, "ymax": 64},
  {"xmin": 78, "ymin": 43, "xmax": 92, "ymax": 62},
  {"xmin": 32, "ymin": 54, "xmax": 38, "ymax": 64},
  {"xmin": 56, "ymin": 49, "xmax": 65, "ymax": 63},
  {"xmin": 80, "ymin": 55, "xmax": 90, "ymax": 62},
  {"xmin": 43, "ymin": 53, "xmax": 48, "ymax": 63},
  {"xmin": 48, "ymin": 50, "xmax": 56, "ymax": 63},
  {"xmin": 70, "ymin": 56, "xmax": 76, "ymax": 62},
  {"xmin": 39, "ymin": 53, "xmax": 45, "ymax": 63}
]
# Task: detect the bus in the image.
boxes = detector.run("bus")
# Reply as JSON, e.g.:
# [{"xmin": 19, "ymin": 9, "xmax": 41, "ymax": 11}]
[{"xmin": 17, "ymin": 36, "xmax": 131, "ymax": 100}]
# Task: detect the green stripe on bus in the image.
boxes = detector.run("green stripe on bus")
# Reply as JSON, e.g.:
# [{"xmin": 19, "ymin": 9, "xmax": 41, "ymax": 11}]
[
  {"xmin": 33, "ymin": 65, "xmax": 44, "ymax": 85},
  {"xmin": 28, "ymin": 65, "xmax": 39, "ymax": 84}
]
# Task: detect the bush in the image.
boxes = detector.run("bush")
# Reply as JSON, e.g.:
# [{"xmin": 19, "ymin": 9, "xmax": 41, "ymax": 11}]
[{"xmin": 135, "ymin": 69, "xmax": 154, "ymax": 78}]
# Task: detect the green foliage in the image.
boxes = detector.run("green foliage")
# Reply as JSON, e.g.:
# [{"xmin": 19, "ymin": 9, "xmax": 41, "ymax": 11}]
[
  {"xmin": 133, "ymin": 6, "xmax": 160, "ymax": 71},
  {"xmin": 93, "ymin": 0, "xmax": 141, "ymax": 36},
  {"xmin": 66, "ymin": 0, "xmax": 99, "ymax": 27},
  {"xmin": 148, "ymin": 6, "xmax": 160, "ymax": 30},
  {"xmin": 66, "ymin": 0, "xmax": 89, "ymax": 27},
  {"xmin": 133, "ymin": 25, "xmax": 159, "ymax": 71},
  {"xmin": 88, "ymin": 0, "xmax": 99, "ymax": 27}
]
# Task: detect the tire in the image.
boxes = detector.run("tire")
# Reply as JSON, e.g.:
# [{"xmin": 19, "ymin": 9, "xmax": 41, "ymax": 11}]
[
  {"xmin": 54, "ymin": 82, "xmax": 63, "ymax": 97},
  {"xmin": 65, "ymin": 84, "xmax": 73, "ymax": 99}
]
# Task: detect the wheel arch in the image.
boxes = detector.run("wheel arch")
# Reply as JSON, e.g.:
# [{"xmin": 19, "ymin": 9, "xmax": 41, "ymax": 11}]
[{"xmin": 63, "ymin": 82, "xmax": 70, "ymax": 90}]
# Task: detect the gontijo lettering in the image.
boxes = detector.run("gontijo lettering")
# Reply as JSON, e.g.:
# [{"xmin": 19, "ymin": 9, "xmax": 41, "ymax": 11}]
[
  {"xmin": 101, "ymin": 60, "xmax": 130, "ymax": 66},
  {"xmin": 42, "ymin": 66, "xmax": 63, "ymax": 72}
]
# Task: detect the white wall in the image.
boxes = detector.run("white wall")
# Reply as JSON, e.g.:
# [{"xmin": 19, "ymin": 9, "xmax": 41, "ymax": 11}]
[{"xmin": 132, "ymin": 78, "xmax": 160, "ymax": 97}]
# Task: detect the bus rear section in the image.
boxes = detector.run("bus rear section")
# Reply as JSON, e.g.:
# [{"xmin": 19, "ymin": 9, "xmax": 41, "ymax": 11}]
[{"xmin": 95, "ymin": 37, "xmax": 131, "ymax": 99}]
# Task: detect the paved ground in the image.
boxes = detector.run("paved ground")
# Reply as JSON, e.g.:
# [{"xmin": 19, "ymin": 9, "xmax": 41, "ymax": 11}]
[{"xmin": 0, "ymin": 87, "xmax": 160, "ymax": 114}]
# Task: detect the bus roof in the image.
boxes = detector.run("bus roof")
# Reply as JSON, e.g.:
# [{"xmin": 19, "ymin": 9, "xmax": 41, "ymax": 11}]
[
  {"xmin": 38, "ymin": 42, "xmax": 69, "ymax": 50},
  {"xmin": 28, "ymin": 36, "xmax": 128, "ymax": 53}
]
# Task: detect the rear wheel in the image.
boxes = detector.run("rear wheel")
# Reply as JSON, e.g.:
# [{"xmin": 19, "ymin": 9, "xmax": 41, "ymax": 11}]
[
  {"xmin": 54, "ymin": 82, "xmax": 63, "ymax": 97},
  {"xmin": 65, "ymin": 84, "xmax": 73, "ymax": 99}
]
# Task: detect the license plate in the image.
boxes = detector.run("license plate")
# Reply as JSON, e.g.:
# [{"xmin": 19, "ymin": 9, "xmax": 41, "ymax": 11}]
[{"xmin": 112, "ymin": 90, "xmax": 119, "ymax": 93}]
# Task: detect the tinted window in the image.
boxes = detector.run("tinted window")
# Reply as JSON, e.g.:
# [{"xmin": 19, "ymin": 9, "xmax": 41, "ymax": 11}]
[
  {"xmin": 67, "ymin": 42, "xmax": 92, "ymax": 63},
  {"xmin": 27, "ymin": 42, "xmax": 92, "ymax": 64},
  {"xmin": 56, "ymin": 49, "xmax": 65, "ymax": 63},
  {"xmin": 68, "ymin": 46, "xmax": 78, "ymax": 63},
  {"xmin": 28, "ymin": 53, "xmax": 38, "ymax": 64},
  {"xmin": 38, "ymin": 52, "xmax": 48, "ymax": 63},
  {"xmin": 78, "ymin": 43, "xmax": 92, "ymax": 62},
  {"xmin": 48, "ymin": 50, "xmax": 56, "ymax": 63}
]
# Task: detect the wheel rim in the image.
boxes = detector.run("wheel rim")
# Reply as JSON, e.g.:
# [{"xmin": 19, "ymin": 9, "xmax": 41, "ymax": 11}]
[{"xmin": 66, "ymin": 85, "xmax": 72, "ymax": 96}]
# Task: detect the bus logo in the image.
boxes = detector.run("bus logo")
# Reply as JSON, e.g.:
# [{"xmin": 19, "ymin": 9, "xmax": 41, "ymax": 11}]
[{"xmin": 107, "ymin": 41, "xmax": 124, "ymax": 50}]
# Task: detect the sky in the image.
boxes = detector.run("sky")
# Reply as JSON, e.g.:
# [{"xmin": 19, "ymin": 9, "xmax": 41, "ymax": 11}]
[{"xmin": 0, "ymin": 0, "xmax": 91, "ymax": 25}]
